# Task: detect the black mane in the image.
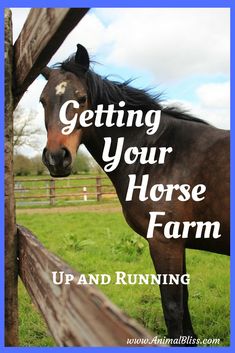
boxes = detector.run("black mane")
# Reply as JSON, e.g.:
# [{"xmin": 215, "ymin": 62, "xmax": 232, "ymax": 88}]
[{"xmin": 60, "ymin": 55, "xmax": 209, "ymax": 126}]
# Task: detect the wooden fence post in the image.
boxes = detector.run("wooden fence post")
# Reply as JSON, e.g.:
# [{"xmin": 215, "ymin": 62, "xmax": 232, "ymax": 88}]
[
  {"xmin": 96, "ymin": 177, "xmax": 102, "ymax": 202},
  {"xmin": 4, "ymin": 9, "xmax": 19, "ymax": 346},
  {"xmin": 49, "ymin": 179, "xmax": 55, "ymax": 206},
  {"xmin": 13, "ymin": 8, "xmax": 89, "ymax": 107}
]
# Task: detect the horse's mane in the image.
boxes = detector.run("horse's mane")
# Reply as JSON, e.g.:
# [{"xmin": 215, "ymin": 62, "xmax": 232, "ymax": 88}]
[{"xmin": 59, "ymin": 55, "xmax": 209, "ymax": 126}]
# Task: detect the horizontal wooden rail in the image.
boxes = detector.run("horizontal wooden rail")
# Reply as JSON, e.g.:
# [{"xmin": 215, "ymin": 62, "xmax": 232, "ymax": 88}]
[
  {"xmin": 14, "ymin": 176, "xmax": 117, "ymax": 204},
  {"xmin": 17, "ymin": 225, "xmax": 157, "ymax": 346},
  {"xmin": 15, "ymin": 176, "xmax": 107, "ymax": 182},
  {"xmin": 15, "ymin": 186, "xmax": 96, "ymax": 191},
  {"xmin": 15, "ymin": 185, "xmax": 111, "ymax": 191},
  {"xmin": 15, "ymin": 192, "xmax": 117, "ymax": 200}
]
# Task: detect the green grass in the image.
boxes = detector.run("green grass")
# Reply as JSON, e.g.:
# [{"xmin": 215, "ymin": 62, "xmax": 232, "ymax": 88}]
[
  {"xmin": 17, "ymin": 210, "xmax": 230, "ymax": 347},
  {"xmin": 16, "ymin": 198, "xmax": 120, "ymax": 210},
  {"xmin": 18, "ymin": 281, "xmax": 54, "ymax": 346}
]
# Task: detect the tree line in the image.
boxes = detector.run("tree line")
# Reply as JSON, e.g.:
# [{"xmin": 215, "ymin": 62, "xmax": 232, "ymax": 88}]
[{"xmin": 14, "ymin": 152, "xmax": 102, "ymax": 176}]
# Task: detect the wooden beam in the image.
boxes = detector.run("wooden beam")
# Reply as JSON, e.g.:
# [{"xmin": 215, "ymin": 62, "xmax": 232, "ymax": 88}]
[
  {"xmin": 17, "ymin": 225, "xmax": 157, "ymax": 347},
  {"xmin": 13, "ymin": 8, "xmax": 89, "ymax": 107},
  {"xmin": 4, "ymin": 9, "xmax": 19, "ymax": 346}
]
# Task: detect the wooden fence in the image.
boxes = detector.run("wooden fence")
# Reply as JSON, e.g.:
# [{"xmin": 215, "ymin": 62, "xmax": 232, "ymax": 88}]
[
  {"xmin": 15, "ymin": 176, "xmax": 117, "ymax": 206},
  {"xmin": 5, "ymin": 8, "xmax": 158, "ymax": 347},
  {"xmin": 17, "ymin": 225, "xmax": 155, "ymax": 346}
]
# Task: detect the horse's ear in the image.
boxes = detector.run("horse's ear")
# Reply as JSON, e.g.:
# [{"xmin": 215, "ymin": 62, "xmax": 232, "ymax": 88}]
[
  {"xmin": 75, "ymin": 44, "xmax": 90, "ymax": 71},
  {"xmin": 41, "ymin": 67, "xmax": 51, "ymax": 80}
]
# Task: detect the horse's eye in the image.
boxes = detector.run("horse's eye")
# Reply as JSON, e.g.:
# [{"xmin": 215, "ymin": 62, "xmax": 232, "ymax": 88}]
[{"xmin": 77, "ymin": 96, "xmax": 87, "ymax": 105}]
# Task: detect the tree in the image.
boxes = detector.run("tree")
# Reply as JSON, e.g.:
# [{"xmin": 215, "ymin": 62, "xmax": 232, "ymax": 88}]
[
  {"xmin": 13, "ymin": 154, "xmax": 32, "ymax": 176},
  {"xmin": 72, "ymin": 151, "xmax": 92, "ymax": 174},
  {"xmin": 31, "ymin": 155, "xmax": 47, "ymax": 175},
  {"xmin": 13, "ymin": 105, "xmax": 43, "ymax": 154}
]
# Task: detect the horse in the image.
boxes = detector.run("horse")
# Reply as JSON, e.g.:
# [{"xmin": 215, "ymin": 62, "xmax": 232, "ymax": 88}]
[{"xmin": 40, "ymin": 44, "xmax": 230, "ymax": 346}]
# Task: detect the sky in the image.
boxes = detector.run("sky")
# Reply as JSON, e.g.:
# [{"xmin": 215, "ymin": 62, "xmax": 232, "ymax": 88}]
[{"xmin": 11, "ymin": 8, "xmax": 230, "ymax": 157}]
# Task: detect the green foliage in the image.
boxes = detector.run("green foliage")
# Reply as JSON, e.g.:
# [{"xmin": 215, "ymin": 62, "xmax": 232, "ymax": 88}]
[
  {"xmin": 111, "ymin": 232, "xmax": 146, "ymax": 261},
  {"xmin": 14, "ymin": 154, "xmax": 32, "ymax": 176},
  {"xmin": 30, "ymin": 155, "xmax": 47, "ymax": 176},
  {"xmin": 63, "ymin": 233, "xmax": 94, "ymax": 251},
  {"xmin": 72, "ymin": 151, "xmax": 91, "ymax": 174},
  {"xmin": 14, "ymin": 154, "xmax": 47, "ymax": 176}
]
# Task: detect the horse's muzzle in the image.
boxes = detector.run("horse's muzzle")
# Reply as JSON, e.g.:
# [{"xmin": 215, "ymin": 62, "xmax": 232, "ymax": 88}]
[{"xmin": 42, "ymin": 147, "xmax": 72, "ymax": 177}]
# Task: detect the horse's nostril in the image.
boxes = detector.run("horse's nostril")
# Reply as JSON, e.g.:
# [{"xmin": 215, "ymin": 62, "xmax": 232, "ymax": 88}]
[
  {"xmin": 42, "ymin": 147, "xmax": 72, "ymax": 169},
  {"xmin": 43, "ymin": 148, "xmax": 56, "ymax": 167},
  {"xmin": 62, "ymin": 147, "xmax": 72, "ymax": 168},
  {"xmin": 48, "ymin": 154, "xmax": 56, "ymax": 166},
  {"xmin": 61, "ymin": 149, "xmax": 66, "ymax": 158}
]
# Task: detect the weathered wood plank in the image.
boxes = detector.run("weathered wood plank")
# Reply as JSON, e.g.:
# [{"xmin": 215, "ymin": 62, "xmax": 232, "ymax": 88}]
[
  {"xmin": 13, "ymin": 8, "xmax": 89, "ymax": 106},
  {"xmin": 5, "ymin": 9, "xmax": 19, "ymax": 346},
  {"xmin": 17, "ymin": 225, "xmax": 157, "ymax": 347}
]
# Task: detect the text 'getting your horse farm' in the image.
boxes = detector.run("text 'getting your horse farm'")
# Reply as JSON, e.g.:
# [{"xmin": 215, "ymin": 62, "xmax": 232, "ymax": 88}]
[{"xmin": 57, "ymin": 99, "xmax": 222, "ymax": 240}]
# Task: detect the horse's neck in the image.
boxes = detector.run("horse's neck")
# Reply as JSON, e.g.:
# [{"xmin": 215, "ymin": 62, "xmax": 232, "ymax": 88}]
[
  {"xmin": 83, "ymin": 114, "xmax": 169, "ymax": 196},
  {"xmin": 84, "ymin": 124, "xmax": 140, "ymax": 179}
]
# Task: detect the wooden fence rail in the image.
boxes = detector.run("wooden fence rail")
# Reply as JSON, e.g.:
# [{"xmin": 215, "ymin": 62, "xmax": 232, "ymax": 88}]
[
  {"xmin": 17, "ymin": 225, "xmax": 156, "ymax": 346},
  {"xmin": 13, "ymin": 8, "xmax": 89, "ymax": 107},
  {"xmin": 14, "ymin": 176, "xmax": 118, "ymax": 205}
]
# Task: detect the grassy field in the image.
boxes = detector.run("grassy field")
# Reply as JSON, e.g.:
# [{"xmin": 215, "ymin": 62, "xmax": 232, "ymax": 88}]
[{"xmin": 17, "ymin": 206, "xmax": 230, "ymax": 347}]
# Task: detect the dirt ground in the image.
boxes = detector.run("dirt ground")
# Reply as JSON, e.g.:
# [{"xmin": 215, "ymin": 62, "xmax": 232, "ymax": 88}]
[{"xmin": 16, "ymin": 203, "xmax": 122, "ymax": 215}]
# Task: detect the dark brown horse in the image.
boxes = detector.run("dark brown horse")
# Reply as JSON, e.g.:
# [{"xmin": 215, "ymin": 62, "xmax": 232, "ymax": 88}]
[{"xmin": 40, "ymin": 44, "xmax": 230, "ymax": 346}]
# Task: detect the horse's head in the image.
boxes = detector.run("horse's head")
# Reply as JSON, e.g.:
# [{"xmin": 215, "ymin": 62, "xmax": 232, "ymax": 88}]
[{"xmin": 41, "ymin": 44, "xmax": 90, "ymax": 177}]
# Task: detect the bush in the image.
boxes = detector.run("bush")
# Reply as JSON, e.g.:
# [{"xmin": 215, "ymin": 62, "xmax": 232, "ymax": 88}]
[
  {"xmin": 72, "ymin": 151, "xmax": 91, "ymax": 174},
  {"xmin": 31, "ymin": 155, "xmax": 47, "ymax": 175},
  {"xmin": 13, "ymin": 154, "xmax": 32, "ymax": 176},
  {"xmin": 14, "ymin": 154, "xmax": 47, "ymax": 176}
]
